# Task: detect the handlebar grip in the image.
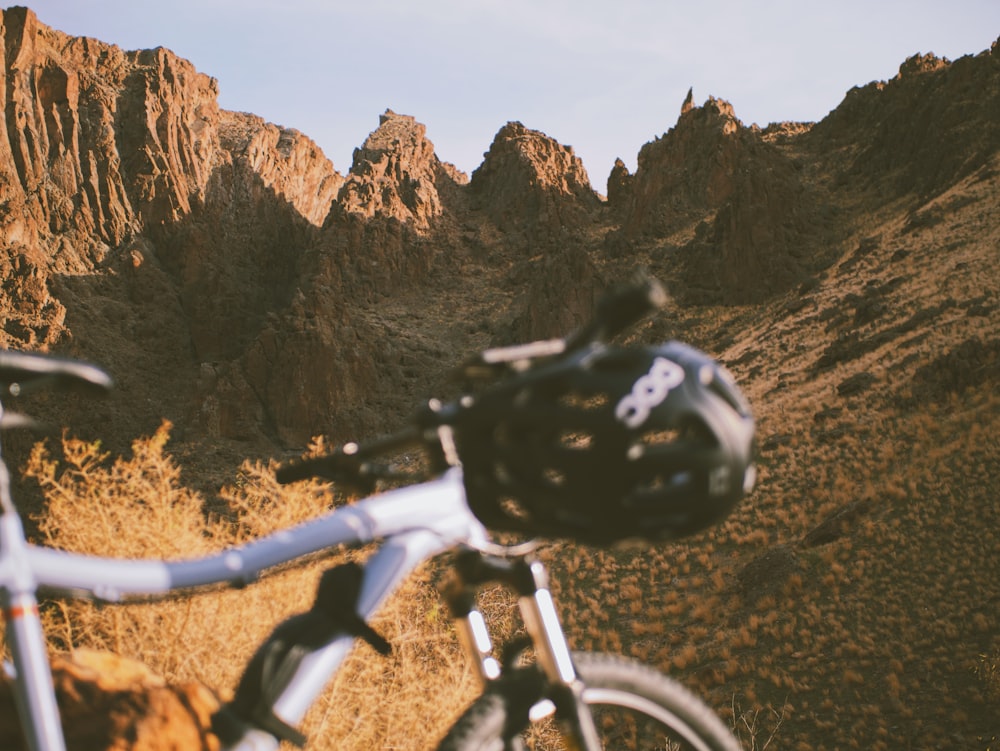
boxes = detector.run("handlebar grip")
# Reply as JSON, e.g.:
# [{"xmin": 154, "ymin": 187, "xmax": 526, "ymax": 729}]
[
  {"xmin": 275, "ymin": 458, "xmax": 313, "ymax": 484},
  {"xmin": 595, "ymin": 273, "xmax": 668, "ymax": 339},
  {"xmin": 0, "ymin": 350, "xmax": 114, "ymax": 395},
  {"xmin": 275, "ymin": 455, "xmax": 346, "ymax": 485},
  {"xmin": 274, "ymin": 451, "xmax": 380, "ymax": 494},
  {"xmin": 275, "ymin": 428, "xmax": 422, "ymax": 487},
  {"xmin": 566, "ymin": 271, "xmax": 668, "ymax": 350}
]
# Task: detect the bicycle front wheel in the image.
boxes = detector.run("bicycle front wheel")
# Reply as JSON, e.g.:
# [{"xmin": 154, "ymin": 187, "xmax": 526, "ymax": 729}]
[{"xmin": 437, "ymin": 651, "xmax": 741, "ymax": 751}]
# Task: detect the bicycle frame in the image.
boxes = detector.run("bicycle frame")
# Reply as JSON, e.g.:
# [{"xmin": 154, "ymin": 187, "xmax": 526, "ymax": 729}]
[{"xmin": 0, "ymin": 460, "xmax": 491, "ymax": 751}]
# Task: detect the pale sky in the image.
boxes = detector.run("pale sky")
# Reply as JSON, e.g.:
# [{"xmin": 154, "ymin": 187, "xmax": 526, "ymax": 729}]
[{"xmin": 9, "ymin": 1, "xmax": 1000, "ymax": 190}]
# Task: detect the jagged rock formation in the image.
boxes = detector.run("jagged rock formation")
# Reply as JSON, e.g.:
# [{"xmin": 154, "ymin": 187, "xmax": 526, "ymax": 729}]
[
  {"xmin": 338, "ymin": 109, "xmax": 464, "ymax": 231},
  {"xmin": 0, "ymin": 6, "xmax": 345, "ymax": 450},
  {"xmin": 0, "ymin": 6, "xmax": 996, "ymax": 453},
  {"xmin": 807, "ymin": 45, "xmax": 1000, "ymax": 202},
  {"xmin": 608, "ymin": 96, "xmax": 819, "ymax": 302},
  {"xmin": 469, "ymin": 121, "xmax": 602, "ymax": 237},
  {"xmin": 220, "ymin": 111, "xmax": 343, "ymax": 227},
  {"xmin": 606, "ymin": 157, "xmax": 632, "ymax": 208}
]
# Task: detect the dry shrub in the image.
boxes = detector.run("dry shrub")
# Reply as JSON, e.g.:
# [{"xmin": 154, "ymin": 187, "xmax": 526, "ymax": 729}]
[
  {"xmin": 976, "ymin": 650, "xmax": 1000, "ymax": 706},
  {"xmin": 731, "ymin": 694, "xmax": 786, "ymax": 751},
  {"xmin": 16, "ymin": 422, "xmax": 480, "ymax": 750}
]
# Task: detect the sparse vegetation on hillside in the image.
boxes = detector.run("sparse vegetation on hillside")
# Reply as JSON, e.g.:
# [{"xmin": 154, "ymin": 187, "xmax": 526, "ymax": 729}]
[{"xmin": 11, "ymin": 315, "xmax": 1000, "ymax": 750}]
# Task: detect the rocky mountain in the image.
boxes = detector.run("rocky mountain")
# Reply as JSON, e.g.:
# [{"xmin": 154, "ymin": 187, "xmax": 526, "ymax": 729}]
[
  {"xmin": 4, "ymin": 3, "xmax": 989, "ymax": 456},
  {"xmin": 0, "ymin": 6, "xmax": 998, "ymax": 749}
]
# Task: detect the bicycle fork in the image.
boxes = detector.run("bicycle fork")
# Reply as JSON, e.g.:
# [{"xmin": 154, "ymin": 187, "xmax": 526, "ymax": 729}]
[{"xmin": 445, "ymin": 549, "xmax": 603, "ymax": 751}]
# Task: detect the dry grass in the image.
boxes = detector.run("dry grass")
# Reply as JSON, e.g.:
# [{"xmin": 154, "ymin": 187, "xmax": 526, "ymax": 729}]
[
  {"xmin": 534, "ymin": 382, "xmax": 1000, "ymax": 751},
  {"xmin": 976, "ymin": 650, "xmax": 1000, "ymax": 706},
  {"xmin": 12, "ymin": 422, "xmax": 481, "ymax": 751},
  {"xmin": 532, "ymin": 158, "xmax": 1000, "ymax": 749}
]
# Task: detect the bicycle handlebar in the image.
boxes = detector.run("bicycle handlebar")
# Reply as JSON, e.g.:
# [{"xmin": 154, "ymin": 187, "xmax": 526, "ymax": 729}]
[
  {"xmin": 457, "ymin": 269, "xmax": 667, "ymax": 381},
  {"xmin": 0, "ymin": 351, "xmax": 114, "ymax": 436},
  {"xmin": 274, "ymin": 451, "xmax": 362, "ymax": 486},
  {"xmin": 275, "ymin": 271, "xmax": 668, "ymax": 487},
  {"xmin": 274, "ymin": 425, "xmax": 426, "ymax": 489}
]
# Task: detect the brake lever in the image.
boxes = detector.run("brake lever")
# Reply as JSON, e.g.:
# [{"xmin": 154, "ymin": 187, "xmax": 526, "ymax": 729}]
[
  {"xmin": 563, "ymin": 270, "xmax": 668, "ymax": 351},
  {"xmin": 275, "ymin": 449, "xmax": 371, "ymax": 490},
  {"xmin": 455, "ymin": 270, "xmax": 668, "ymax": 384},
  {"xmin": 275, "ymin": 425, "xmax": 426, "ymax": 491}
]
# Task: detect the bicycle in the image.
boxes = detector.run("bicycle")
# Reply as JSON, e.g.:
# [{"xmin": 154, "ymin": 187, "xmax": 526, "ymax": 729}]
[{"xmin": 0, "ymin": 273, "xmax": 755, "ymax": 751}]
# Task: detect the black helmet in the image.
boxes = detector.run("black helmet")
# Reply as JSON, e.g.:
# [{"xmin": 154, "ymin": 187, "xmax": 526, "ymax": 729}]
[{"xmin": 453, "ymin": 341, "xmax": 756, "ymax": 546}]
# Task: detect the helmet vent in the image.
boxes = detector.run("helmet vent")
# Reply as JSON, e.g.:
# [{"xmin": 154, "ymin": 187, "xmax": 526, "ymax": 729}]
[
  {"xmin": 498, "ymin": 495, "xmax": 533, "ymax": 522},
  {"xmin": 558, "ymin": 390, "xmax": 609, "ymax": 411},
  {"xmin": 543, "ymin": 467, "xmax": 568, "ymax": 487},
  {"xmin": 633, "ymin": 471, "xmax": 692, "ymax": 495},
  {"xmin": 558, "ymin": 430, "xmax": 594, "ymax": 449},
  {"xmin": 637, "ymin": 427, "xmax": 683, "ymax": 447}
]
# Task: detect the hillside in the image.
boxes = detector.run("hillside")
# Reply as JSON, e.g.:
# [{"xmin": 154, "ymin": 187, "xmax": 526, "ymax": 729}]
[{"xmin": 0, "ymin": 6, "xmax": 998, "ymax": 749}]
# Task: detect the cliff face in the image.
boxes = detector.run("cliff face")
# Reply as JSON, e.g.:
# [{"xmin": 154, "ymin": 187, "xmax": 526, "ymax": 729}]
[
  {"xmin": 0, "ymin": 7, "xmax": 339, "ymax": 362},
  {"xmin": 2, "ymin": 7, "xmax": 224, "ymax": 254},
  {"xmin": 0, "ymin": 7, "xmax": 355, "ymax": 445},
  {"xmin": 608, "ymin": 96, "xmax": 820, "ymax": 302},
  {"xmin": 470, "ymin": 120, "xmax": 602, "ymax": 237},
  {"xmin": 338, "ymin": 109, "xmax": 463, "ymax": 230},
  {"xmin": 0, "ymin": 6, "xmax": 997, "ymax": 454},
  {"xmin": 807, "ymin": 46, "xmax": 1000, "ymax": 202}
]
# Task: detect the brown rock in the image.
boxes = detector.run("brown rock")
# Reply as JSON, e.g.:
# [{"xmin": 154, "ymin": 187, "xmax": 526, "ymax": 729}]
[
  {"xmin": 606, "ymin": 157, "xmax": 633, "ymax": 209},
  {"xmin": 619, "ymin": 95, "xmax": 818, "ymax": 301},
  {"xmin": 338, "ymin": 109, "xmax": 464, "ymax": 231},
  {"xmin": 681, "ymin": 86, "xmax": 694, "ymax": 115},
  {"xmin": 470, "ymin": 121, "xmax": 601, "ymax": 237},
  {"xmin": 0, "ymin": 650, "xmax": 219, "ymax": 750},
  {"xmin": 806, "ymin": 36, "xmax": 1000, "ymax": 201}
]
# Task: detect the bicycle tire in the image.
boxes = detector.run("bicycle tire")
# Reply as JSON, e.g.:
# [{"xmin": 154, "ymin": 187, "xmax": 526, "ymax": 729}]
[{"xmin": 437, "ymin": 651, "xmax": 741, "ymax": 751}]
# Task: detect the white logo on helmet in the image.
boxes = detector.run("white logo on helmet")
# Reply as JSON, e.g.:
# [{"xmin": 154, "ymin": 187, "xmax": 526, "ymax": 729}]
[{"xmin": 615, "ymin": 357, "xmax": 685, "ymax": 428}]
